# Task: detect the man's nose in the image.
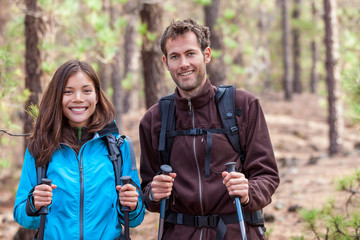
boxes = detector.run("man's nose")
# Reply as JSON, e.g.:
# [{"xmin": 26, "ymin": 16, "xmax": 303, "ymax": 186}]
[{"xmin": 179, "ymin": 56, "xmax": 190, "ymax": 68}]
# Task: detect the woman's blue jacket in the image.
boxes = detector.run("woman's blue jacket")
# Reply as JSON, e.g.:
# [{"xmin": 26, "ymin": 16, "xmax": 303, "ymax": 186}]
[{"xmin": 13, "ymin": 124, "xmax": 144, "ymax": 239}]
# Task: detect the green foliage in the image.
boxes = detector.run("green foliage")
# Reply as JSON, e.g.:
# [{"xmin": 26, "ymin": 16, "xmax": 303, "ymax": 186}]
[
  {"xmin": 138, "ymin": 23, "xmax": 148, "ymax": 36},
  {"xmin": 0, "ymin": 158, "xmax": 11, "ymax": 169},
  {"xmin": 26, "ymin": 104, "xmax": 39, "ymax": 121},
  {"xmin": 296, "ymin": 169, "xmax": 360, "ymax": 239},
  {"xmin": 122, "ymin": 73, "xmax": 134, "ymax": 91},
  {"xmin": 223, "ymin": 9, "xmax": 236, "ymax": 20},
  {"xmin": 194, "ymin": 0, "xmax": 212, "ymax": 6},
  {"xmin": 146, "ymin": 31, "xmax": 159, "ymax": 43},
  {"xmin": 210, "ymin": 49, "xmax": 221, "ymax": 59},
  {"xmin": 342, "ymin": 69, "xmax": 360, "ymax": 124}
]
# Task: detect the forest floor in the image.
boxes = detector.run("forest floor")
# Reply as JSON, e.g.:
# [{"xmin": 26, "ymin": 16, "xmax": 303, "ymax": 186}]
[{"xmin": 1, "ymin": 91, "xmax": 359, "ymax": 240}]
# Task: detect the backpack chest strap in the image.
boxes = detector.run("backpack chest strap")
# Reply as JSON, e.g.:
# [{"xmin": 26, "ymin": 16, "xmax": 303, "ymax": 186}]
[{"xmin": 165, "ymin": 127, "xmax": 236, "ymax": 178}]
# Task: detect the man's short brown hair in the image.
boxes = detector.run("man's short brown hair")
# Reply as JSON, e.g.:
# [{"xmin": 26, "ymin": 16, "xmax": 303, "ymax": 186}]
[{"xmin": 160, "ymin": 18, "xmax": 211, "ymax": 59}]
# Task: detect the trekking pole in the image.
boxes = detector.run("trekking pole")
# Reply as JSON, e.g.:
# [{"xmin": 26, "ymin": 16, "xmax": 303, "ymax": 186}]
[
  {"xmin": 38, "ymin": 178, "xmax": 52, "ymax": 240},
  {"xmin": 157, "ymin": 164, "xmax": 172, "ymax": 240},
  {"xmin": 120, "ymin": 176, "xmax": 132, "ymax": 240},
  {"xmin": 225, "ymin": 162, "xmax": 247, "ymax": 240}
]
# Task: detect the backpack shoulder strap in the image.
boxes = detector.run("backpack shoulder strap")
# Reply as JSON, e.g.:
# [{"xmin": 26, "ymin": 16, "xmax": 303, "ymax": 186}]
[
  {"xmin": 104, "ymin": 134, "xmax": 123, "ymax": 187},
  {"xmin": 159, "ymin": 93, "xmax": 176, "ymax": 165},
  {"xmin": 124, "ymin": 136, "xmax": 137, "ymax": 171},
  {"xmin": 215, "ymin": 85, "xmax": 246, "ymax": 164},
  {"xmin": 36, "ymin": 165, "xmax": 47, "ymax": 184}
]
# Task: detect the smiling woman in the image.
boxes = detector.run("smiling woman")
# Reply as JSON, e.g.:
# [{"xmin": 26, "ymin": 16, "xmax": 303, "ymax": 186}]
[{"xmin": 13, "ymin": 60, "xmax": 145, "ymax": 239}]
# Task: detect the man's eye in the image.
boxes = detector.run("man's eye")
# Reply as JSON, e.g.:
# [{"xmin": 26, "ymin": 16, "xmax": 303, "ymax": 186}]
[{"xmin": 170, "ymin": 55, "xmax": 178, "ymax": 60}]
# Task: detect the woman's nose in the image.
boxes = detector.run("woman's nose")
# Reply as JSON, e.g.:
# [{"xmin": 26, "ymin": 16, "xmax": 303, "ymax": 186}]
[{"xmin": 73, "ymin": 91, "xmax": 83, "ymax": 101}]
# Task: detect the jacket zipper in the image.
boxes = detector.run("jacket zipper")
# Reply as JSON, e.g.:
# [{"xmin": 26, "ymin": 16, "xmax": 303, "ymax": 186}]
[
  {"xmin": 79, "ymin": 152, "xmax": 84, "ymax": 240},
  {"xmin": 188, "ymin": 99, "xmax": 204, "ymax": 240}
]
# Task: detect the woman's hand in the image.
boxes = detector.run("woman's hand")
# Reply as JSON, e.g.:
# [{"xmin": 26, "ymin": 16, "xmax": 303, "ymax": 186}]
[
  {"xmin": 33, "ymin": 184, "xmax": 57, "ymax": 210},
  {"xmin": 116, "ymin": 184, "xmax": 139, "ymax": 211}
]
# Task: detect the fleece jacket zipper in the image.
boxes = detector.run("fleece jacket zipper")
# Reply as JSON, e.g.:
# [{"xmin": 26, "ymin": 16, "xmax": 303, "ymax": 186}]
[{"xmin": 188, "ymin": 98, "xmax": 204, "ymax": 240}]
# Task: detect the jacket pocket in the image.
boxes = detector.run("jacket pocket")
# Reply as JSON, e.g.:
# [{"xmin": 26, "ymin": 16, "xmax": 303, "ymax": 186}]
[{"xmin": 209, "ymin": 133, "xmax": 241, "ymax": 174}]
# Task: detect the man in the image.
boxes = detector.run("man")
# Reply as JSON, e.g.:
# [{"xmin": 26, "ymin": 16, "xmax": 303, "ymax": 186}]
[{"xmin": 140, "ymin": 18, "xmax": 279, "ymax": 239}]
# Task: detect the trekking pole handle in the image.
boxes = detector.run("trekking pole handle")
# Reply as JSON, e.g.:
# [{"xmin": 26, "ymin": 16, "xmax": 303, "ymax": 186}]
[
  {"xmin": 225, "ymin": 162, "xmax": 236, "ymax": 173},
  {"xmin": 225, "ymin": 162, "xmax": 240, "ymax": 199},
  {"xmin": 160, "ymin": 164, "xmax": 172, "ymax": 199},
  {"xmin": 39, "ymin": 178, "xmax": 52, "ymax": 215},
  {"xmin": 120, "ymin": 176, "xmax": 132, "ymax": 212},
  {"xmin": 160, "ymin": 164, "xmax": 172, "ymax": 176}
]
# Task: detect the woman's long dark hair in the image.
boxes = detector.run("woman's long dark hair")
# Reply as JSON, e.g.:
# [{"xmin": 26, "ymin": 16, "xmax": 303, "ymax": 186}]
[{"xmin": 27, "ymin": 60, "xmax": 115, "ymax": 167}]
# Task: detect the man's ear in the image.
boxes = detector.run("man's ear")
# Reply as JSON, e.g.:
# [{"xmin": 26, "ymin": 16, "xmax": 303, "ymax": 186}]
[
  {"xmin": 162, "ymin": 55, "xmax": 169, "ymax": 70},
  {"xmin": 204, "ymin": 47, "xmax": 211, "ymax": 64}
]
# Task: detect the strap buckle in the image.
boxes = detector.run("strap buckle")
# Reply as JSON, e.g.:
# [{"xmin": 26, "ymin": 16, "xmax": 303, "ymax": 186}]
[
  {"xmin": 116, "ymin": 136, "xmax": 125, "ymax": 146},
  {"xmin": 189, "ymin": 128, "xmax": 203, "ymax": 136},
  {"xmin": 230, "ymin": 126, "xmax": 239, "ymax": 135},
  {"xmin": 194, "ymin": 215, "xmax": 219, "ymax": 228}
]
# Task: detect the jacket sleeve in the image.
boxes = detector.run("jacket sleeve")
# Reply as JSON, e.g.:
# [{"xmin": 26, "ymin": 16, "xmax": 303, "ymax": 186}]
[
  {"xmin": 139, "ymin": 116, "xmax": 162, "ymax": 213},
  {"xmin": 241, "ymin": 98, "xmax": 280, "ymax": 212},
  {"xmin": 13, "ymin": 148, "xmax": 41, "ymax": 229},
  {"xmin": 118, "ymin": 138, "xmax": 145, "ymax": 228}
]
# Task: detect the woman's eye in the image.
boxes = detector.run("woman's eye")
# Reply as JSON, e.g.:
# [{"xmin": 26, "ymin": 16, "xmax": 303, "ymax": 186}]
[
  {"xmin": 84, "ymin": 89, "xmax": 93, "ymax": 94},
  {"xmin": 64, "ymin": 90, "xmax": 72, "ymax": 94}
]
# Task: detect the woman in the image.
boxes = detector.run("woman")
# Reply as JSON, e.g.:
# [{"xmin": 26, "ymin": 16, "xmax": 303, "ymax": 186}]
[{"xmin": 14, "ymin": 60, "xmax": 144, "ymax": 239}]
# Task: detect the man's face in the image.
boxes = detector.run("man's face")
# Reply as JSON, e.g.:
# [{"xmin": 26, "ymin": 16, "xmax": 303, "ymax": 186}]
[{"xmin": 162, "ymin": 31, "xmax": 211, "ymax": 98}]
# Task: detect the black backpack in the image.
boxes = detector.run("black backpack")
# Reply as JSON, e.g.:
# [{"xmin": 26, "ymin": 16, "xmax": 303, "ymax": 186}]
[
  {"xmin": 158, "ymin": 85, "xmax": 246, "ymax": 178},
  {"xmin": 34, "ymin": 123, "xmax": 140, "ymax": 240}
]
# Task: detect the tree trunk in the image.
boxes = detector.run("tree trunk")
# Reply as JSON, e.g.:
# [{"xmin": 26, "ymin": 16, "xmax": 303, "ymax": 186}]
[
  {"xmin": 204, "ymin": 0, "xmax": 226, "ymax": 86},
  {"xmin": 258, "ymin": 5, "xmax": 272, "ymax": 91},
  {"xmin": 98, "ymin": 57, "xmax": 110, "ymax": 92},
  {"xmin": 98, "ymin": 0, "xmax": 111, "ymax": 92},
  {"xmin": 310, "ymin": 1, "xmax": 319, "ymax": 93},
  {"xmin": 19, "ymin": 2, "xmax": 43, "ymax": 238},
  {"xmin": 324, "ymin": 0, "xmax": 343, "ymax": 155},
  {"xmin": 108, "ymin": 2, "xmax": 123, "ymax": 130},
  {"xmin": 111, "ymin": 50, "xmax": 122, "ymax": 129},
  {"xmin": 24, "ymin": 0, "xmax": 42, "ymax": 151},
  {"xmin": 123, "ymin": 1, "xmax": 138, "ymax": 113},
  {"xmin": 281, "ymin": 0, "xmax": 292, "ymax": 100},
  {"xmin": 140, "ymin": 2, "xmax": 164, "ymax": 109},
  {"xmin": 0, "ymin": 0, "xmax": 9, "ymax": 46},
  {"xmin": 292, "ymin": 0, "xmax": 302, "ymax": 93}
]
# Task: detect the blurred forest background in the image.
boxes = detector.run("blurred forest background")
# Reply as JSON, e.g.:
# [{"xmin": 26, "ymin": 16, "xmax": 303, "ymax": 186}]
[{"xmin": 0, "ymin": 0, "xmax": 360, "ymax": 239}]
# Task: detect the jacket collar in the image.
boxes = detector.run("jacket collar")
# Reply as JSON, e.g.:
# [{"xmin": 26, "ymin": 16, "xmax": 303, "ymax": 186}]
[
  {"xmin": 98, "ymin": 121, "xmax": 119, "ymax": 137},
  {"xmin": 174, "ymin": 79, "xmax": 216, "ymax": 111}
]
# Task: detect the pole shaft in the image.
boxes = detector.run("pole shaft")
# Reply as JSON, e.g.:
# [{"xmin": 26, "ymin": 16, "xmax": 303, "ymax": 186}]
[
  {"xmin": 225, "ymin": 162, "xmax": 247, "ymax": 240},
  {"xmin": 158, "ymin": 165, "xmax": 172, "ymax": 240}
]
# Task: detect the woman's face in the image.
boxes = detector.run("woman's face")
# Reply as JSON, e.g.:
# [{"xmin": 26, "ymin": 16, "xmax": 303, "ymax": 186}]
[{"xmin": 62, "ymin": 71, "xmax": 98, "ymax": 128}]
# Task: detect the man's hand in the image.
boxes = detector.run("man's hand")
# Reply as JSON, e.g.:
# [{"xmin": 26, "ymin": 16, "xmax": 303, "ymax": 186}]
[
  {"xmin": 222, "ymin": 171, "xmax": 249, "ymax": 204},
  {"xmin": 150, "ymin": 172, "xmax": 177, "ymax": 202}
]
